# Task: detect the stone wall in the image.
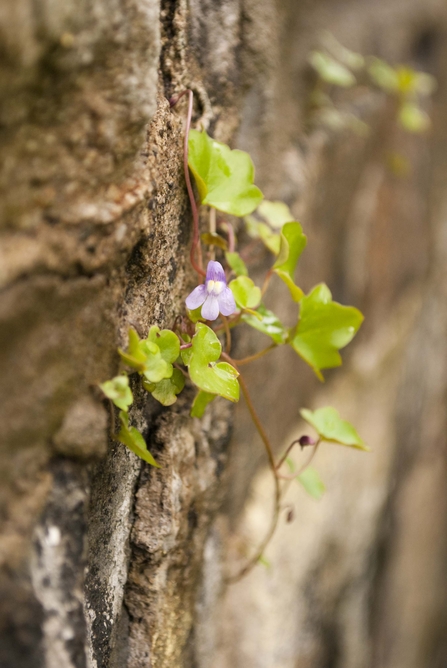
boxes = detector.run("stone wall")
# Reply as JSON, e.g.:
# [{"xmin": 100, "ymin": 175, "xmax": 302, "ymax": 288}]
[{"xmin": 1, "ymin": 0, "xmax": 447, "ymax": 666}]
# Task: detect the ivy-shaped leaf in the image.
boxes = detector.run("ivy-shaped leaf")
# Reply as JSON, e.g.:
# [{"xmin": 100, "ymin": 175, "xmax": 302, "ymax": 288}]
[
  {"xmin": 398, "ymin": 102, "xmax": 430, "ymax": 133},
  {"xmin": 117, "ymin": 411, "xmax": 161, "ymax": 466},
  {"xmin": 241, "ymin": 304, "xmax": 287, "ymax": 344},
  {"xmin": 309, "ymin": 51, "xmax": 356, "ymax": 87},
  {"xmin": 143, "ymin": 369, "xmax": 185, "ymax": 406},
  {"xmin": 245, "ymin": 216, "xmax": 281, "ymax": 255},
  {"xmin": 188, "ymin": 129, "xmax": 263, "ymax": 216},
  {"xmin": 273, "ymin": 222, "xmax": 307, "ymax": 302},
  {"xmin": 290, "ymin": 284, "xmax": 363, "ymax": 380},
  {"xmin": 147, "ymin": 326, "xmax": 180, "ymax": 365},
  {"xmin": 297, "ymin": 466, "xmax": 326, "ymax": 499},
  {"xmin": 229, "ymin": 276, "xmax": 261, "ymax": 309},
  {"xmin": 368, "ymin": 58, "xmax": 399, "ymax": 92},
  {"xmin": 118, "ymin": 328, "xmax": 150, "ymax": 371},
  {"xmin": 201, "ymin": 232, "xmax": 228, "ymax": 250},
  {"xmin": 190, "ymin": 390, "xmax": 216, "ymax": 418},
  {"xmin": 99, "ymin": 375, "xmax": 133, "ymax": 412},
  {"xmin": 186, "ymin": 323, "xmax": 239, "ymax": 401},
  {"xmin": 225, "ymin": 251, "xmax": 248, "ymax": 277},
  {"xmin": 258, "ymin": 200, "xmax": 294, "ymax": 228},
  {"xmin": 119, "ymin": 327, "xmax": 178, "ymax": 383},
  {"xmin": 300, "ymin": 406, "xmax": 369, "ymax": 451}
]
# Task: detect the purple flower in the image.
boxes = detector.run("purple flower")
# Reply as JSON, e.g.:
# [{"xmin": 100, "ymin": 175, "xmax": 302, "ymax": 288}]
[{"xmin": 185, "ymin": 261, "xmax": 237, "ymax": 321}]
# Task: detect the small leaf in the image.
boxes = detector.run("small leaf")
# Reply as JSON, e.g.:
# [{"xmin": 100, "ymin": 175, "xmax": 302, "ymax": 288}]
[
  {"xmin": 309, "ymin": 51, "xmax": 356, "ymax": 87},
  {"xmin": 143, "ymin": 369, "xmax": 185, "ymax": 406},
  {"xmin": 273, "ymin": 222, "xmax": 307, "ymax": 302},
  {"xmin": 188, "ymin": 130, "xmax": 263, "ymax": 216},
  {"xmin": 99, "ymin": 375, "xmax": 133, "ymax": 412},
  {"xmin": 187, "ymin": 323, "xmax": 239, "ymax": 401},
  {"xmin": 226, "ymin": 251, "xmax": 248, "ymax": 276},
  {"xmin": 118, "ymin": 328, "xmax": 173, "ymax": 382},
  {"xmin": 118, "ymin": 328, "xmax": 149, "ymax": 371},
  {"xmin": 117, "ymin": 411, "xmax": 160, "ymax": 466},
  {"xmin": 201, "ymin": 232, "xmax": 228, "ymax": 250},
  {"xmin": 290, "ymin": 283, "xmax": 363, "ymax": 380},
  {"xmin": 258, "ymin": 200, "xmax": 294, "ymax": 228},
  {"xmin": 398, "ymin": 102, "xmax": 430, "ymax": 133},
  {"xmin": 320, "ymin": 31, "xmax": 364, "ymax": 71},
  {"xmin": 190, "ymin": 390, "xmax": 216, "ymax": 417},
  {"xmin": 368, "ymin": 58, "xmax": 399, "ymax": 92},
  {"xmin": 297, "ymin": 466, "xmax": 326, "ymax": 499},
  {"xmin": 300, "ymin": 406, "xmax": 369, "ymax": 451},
  {"xmin": 140, "ymin": 342, "xmax": 172, "ymax": 383},
  {"xmin": 147, "ymin": 326, "xmax": 180, "ymax": 364},
  {"xmin": 241, "ymin": 304, "xmax": 287, "ymax": 344},
  {"xmin": 245, "ymin": 217, "xmax": 281, "ymax": 254},
  {"xmin": 187, "ymin": 306, "xmax": 206, "ymax": 323},
  {"xmin": 229, "ymin": 276, "xmax": 261, "ymax": 309}
]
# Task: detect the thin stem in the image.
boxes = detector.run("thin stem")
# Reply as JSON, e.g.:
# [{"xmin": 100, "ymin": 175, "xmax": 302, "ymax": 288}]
[
  {"xmin": 174, "ymin": 363, "xmax": 189, "ymax": 378},
  {"xmin": 275, "ymin": 437, "xmax": 314, "ymax": 471},
  {"xmin": 171, "ymin": 89, "xmax": 205, "ymax": 278},
  {"xmin": 209, "ymin": 208, "xmax": 216, "ymax": 261},
  {"xmin": 261, "ymin": 269, "xmax": 273, "ymax": 297},
  {"xmin": 222, "ymin": 315, "xmax": 232, "ymax": 354},
  {"xmin": 213, "ymin": 311, "xmax": 242, "ymax": 333},
  {"xmin": 276, "ymin": 440, "xmax": 321, "ymax": 480},
  {"xmin": 232, "ymin": 343, "xmax": 277, "ymax": 366},
  {"xmin": 221, "ymin": 357, "xmax": 282, "ymax": 584},
  {"xmin": 180, "ymin": 342, "xmax": 192, "ymax": 350},
  {"xmin": 219, "ymin": 221, "xmax": 235, "ymax": 253}
]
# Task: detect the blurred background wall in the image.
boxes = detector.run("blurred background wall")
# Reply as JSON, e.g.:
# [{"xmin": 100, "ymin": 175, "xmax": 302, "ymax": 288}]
[{"xmin": 0, "ymin": 0, "xmax": 446, "ymax": 666}]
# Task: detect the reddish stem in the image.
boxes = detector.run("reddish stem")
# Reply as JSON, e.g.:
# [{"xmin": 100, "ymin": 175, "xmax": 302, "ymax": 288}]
[{"xmin": 170, "ymin": 90, "xmax": 205, "ymax": 278}]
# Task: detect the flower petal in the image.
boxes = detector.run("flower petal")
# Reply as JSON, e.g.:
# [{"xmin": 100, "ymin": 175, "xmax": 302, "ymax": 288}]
[
  {"xmin": 201, "ymin": 295, "xmax": 220, "ymax": 321},
  {"xmin": 206, "ymin": 260, "xmax": 226, "ymax": 284},
  {"xmin": 218, "ymin": 287, "xmax": 237, "ymax": 316},
  {"xmin": 185, "ymin": 284, "xmax": 207, "ymax": 310}
]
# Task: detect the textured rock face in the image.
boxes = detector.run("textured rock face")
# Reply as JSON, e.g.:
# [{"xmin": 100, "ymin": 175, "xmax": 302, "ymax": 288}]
[{"xmin": 1, "ymin": 0, "xmax": 447, "ymax": 667}]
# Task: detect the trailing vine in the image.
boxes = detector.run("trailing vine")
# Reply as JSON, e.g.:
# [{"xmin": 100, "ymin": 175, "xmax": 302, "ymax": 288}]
[{"xmin": 101, "ymin": 86, "xmax": 373, "ymax": 581}]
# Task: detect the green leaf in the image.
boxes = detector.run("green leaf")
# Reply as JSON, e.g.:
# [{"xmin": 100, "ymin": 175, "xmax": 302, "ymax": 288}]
[
  {"xmin": 140, "ymin": 342, "xmax": 172, "ymax": 383},
  {"xmin": 225, "ymin": 251, "xmax": 248, "ymax": 276},
  {"xmin": 181, "ymin": 345, "xmax": 194, "ymax": 366},
  {"xmin": 320, "ymin": 31, "xmax": 364, "ymax": 70},
  {"xmin": 309, "ymin": 51, "xmax": 356, "ymax": 87},
  {"xmin": 258, "ymin": 200, "xmax": 294, "ymax": 228},
  {"xmin": 297, "ymin": 466, "xmax": 326, "ymax": 499},
  {"xmin": 143, "ymin": 369, "xmax": 185, "ymax": 406},
  {"xmin": 187, "ymin": 306, "xmax": 206, "ymax": 323},
  {"xmin": 190, "ymin": 390, "xmax": 216, "ymax": 418},
  {"xmin": 118, "ymin": 328, "xmax": 173, "ymax": 382},
  {"xmin": 118, "ymin": 328, "xmax": 150, "ymax": 371},
  {"xmin": 368, "ymin": 58, "xmax": 399, "ymax": 92},
  {"xmin": 99, "ymin": 375, "xmax": 133, "ymax": 412},
  {"xmin": 117, "ymin": 411, "xmax": 161, "ymax": 466},
  {"xmin": 147, "ymin": 326, "xmax": 180, "ymax": 364},
  {"xmin": 290, "ymin": 283, "xmax": 363, "ymax": 380},
  {"xmin": 187, "ymin": 323, "xmax": 240, "ymax": 401},
  {"xmin": 273, "ymin": 222, "xmax": 307, "ymax": 302},
  {"xmin": 245, "ymin": 216, "xmax": 281, "ymax": 254},
  {"xmin": 241, "ymin": 304, "xmax": 287, "ymax": 344},
  {"xmin": 229, "ymin": 276, "xmax": 261, "ymax": 309},
  {"xmin": 188, "ymin": 129, "xmax": 263, "ymax": 216},
  {"xmin": 300, "ymin": 406, "xmax": 369, "ymax": 451},
  {"xmin": 201, "ymin": 232, "xmax": 228, "ymax": 250},
  {"xmin": 398, "ymin": 102, "xmax": 430, "ymax": 133}
]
